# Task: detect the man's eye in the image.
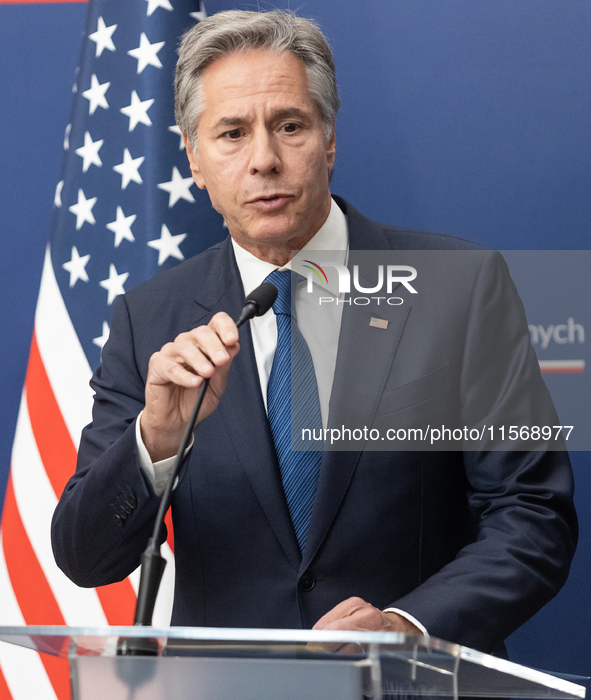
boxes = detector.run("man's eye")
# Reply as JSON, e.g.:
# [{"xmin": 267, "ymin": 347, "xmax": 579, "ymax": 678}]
[
  {"xmin": 282, "ymin": 123, "xmax": 299, "ymax": 133},
  {"xmin": 224, "ymin": 129, "xmax": 242, "ymax": 139}
]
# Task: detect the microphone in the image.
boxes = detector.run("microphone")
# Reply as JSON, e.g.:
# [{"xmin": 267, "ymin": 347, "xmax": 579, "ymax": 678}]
[
  {"xmin": 236, "ymin": 282, "xmax": 277, "ymax": 327},
  {"xmin": 118, "ymin": 282, "xmax": 277, "ymax": 656}
]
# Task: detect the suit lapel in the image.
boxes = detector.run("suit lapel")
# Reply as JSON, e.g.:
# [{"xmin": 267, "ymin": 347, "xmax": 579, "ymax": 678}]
[
  {"xmin": 191, "ymin": 238, "xmax": 301, "ymax": 570},
  {"xmin": 301, "ymin": 199, "xmax": 412, "ymax": 571}
]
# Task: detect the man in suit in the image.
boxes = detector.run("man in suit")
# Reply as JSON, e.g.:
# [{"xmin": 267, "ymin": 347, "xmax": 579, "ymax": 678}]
[{"xmin": 51, "ymin": 10, "xmax": 577, "ymax": 654}]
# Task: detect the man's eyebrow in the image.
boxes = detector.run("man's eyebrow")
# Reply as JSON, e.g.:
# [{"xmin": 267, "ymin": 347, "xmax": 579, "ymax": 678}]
[
  {"xmin": 213, "ymin": 117, "xmax": 248, "ymax": 129},
  {"xmin": 270, "ymin": 108, "xmax": 311, "ymax": 121},
  {"xmin": 212, "ymin": 108, "xmax": 312, "ymax": 130}
]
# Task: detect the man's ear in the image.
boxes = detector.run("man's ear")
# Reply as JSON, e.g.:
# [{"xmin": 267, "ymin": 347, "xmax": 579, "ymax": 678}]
[
  {"xmin": 326, "ymin": 122, "xmax": 336, "ymax": 171},
  {"xmin": 183, "ymin": 133, "xmax": 206, "ymax": 190}
]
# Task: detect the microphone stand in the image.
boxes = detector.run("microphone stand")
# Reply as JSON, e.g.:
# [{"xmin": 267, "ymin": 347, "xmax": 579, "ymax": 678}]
[{"xmin": 117, "ymin": 285, "xmax": 277, "ymax": 656}]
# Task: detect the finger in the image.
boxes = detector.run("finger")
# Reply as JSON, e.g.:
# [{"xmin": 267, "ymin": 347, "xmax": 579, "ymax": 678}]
[
  {"xmin": 149, "ymin": 338, "xmax": 212, "ymax": 380},
  {"xmin": 209, "ymin": 311, "xmax": 239, "ymax": 346},
  {"xmin": 148, "ymin": 352, "xmax": 205, "ymax": 388},
  {"xmin": 175, "ymin": 332, "xmax": 226, "ymax": 376},
  {"xmin": 226, "ymin": 341, "xmax": 240, "ymax": 358},
  {"xmin": 192, "ymin": 324, "xmax": 236, "ymax": 365},
  {"xmin": 146, "ymin": 324, "xmax": 241, "ymax": 406},
  {"xmin": 319, "ymin": 615, "xmax": 368, "ymax": 632},
  {"xmin": 177, "ymin": 337, "xmax": 240, "ymax": 382},
  {"xmin": 166, "ymin": 362, "xmax": 206, "ymax": 388},
  {"xmin": 322, "ymin": 606, "xmax": 397, "ymax": 634},
  {"xmin": 163, "ymin": 326, "xmax": 231, "ymax": 379},
  {"xmin": 312, "ymin": 597, "xmax": 368, "ymax": 630},
  {"xmin": 181, "ymin": 328, "xmax": 241, "ymax": 373}
]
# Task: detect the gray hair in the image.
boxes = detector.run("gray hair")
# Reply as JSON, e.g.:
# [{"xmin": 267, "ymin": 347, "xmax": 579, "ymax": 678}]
[{"xmin": 175, "ymin": 10, "xmax": 340, "ymax": 150}]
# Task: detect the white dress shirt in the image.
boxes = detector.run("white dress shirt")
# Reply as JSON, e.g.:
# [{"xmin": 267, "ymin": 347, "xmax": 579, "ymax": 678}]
[{"xmin": 135, "ymin": 197, "xmax": 427, "ymax": 635}]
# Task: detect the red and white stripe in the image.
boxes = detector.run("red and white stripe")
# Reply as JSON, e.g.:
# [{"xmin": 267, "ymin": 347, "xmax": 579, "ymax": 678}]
[
  {"xmin": 0, "ymin": 246, "xmax": 175, "ymax": 700},
  {"xmin": 539, "ymin": 359, "xmax": 585, "ymax": 374}
]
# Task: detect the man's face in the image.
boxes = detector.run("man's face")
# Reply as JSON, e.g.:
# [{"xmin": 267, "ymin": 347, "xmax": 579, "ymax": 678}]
[{"xmin": 184, "ymin": 49, "xmax": 336, "ymax": 262}]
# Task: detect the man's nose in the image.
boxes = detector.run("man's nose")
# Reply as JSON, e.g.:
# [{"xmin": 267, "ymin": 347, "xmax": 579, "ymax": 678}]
[{"xmin": 248, "ymin": 130, "xmax": 281, "ymax": 175}]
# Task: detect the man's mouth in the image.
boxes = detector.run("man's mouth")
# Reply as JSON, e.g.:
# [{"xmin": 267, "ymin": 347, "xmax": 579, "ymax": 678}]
[{"xmin": 247, "ymin": 194, "xmax": 292, "ymax": 211}]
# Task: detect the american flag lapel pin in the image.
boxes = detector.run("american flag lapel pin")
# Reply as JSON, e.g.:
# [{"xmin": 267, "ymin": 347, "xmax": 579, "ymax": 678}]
[{"xmin": 369, "ymin": 317, "xmax": 388, "ymax": 330}]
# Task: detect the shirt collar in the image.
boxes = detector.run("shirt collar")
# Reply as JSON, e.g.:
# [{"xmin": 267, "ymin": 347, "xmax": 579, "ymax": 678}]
[{"xmin": 231, "ymin": 197, "xmax": 348, "ymax": 298}]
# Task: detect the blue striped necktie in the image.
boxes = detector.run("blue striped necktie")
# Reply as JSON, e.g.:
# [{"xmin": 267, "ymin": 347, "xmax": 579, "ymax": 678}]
[{"xmin": 265, "ymin": 269, "xmax": 323, "ymax": 552}]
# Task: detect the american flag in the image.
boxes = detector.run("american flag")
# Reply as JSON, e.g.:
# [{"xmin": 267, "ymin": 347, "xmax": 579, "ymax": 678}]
[{"xmin": 0, "ymin": 1, "xmax": 225, "ymax": 697}]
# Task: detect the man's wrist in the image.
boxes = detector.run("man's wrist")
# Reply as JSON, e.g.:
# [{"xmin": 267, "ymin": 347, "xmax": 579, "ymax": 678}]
[
  {"xmin": 136, "ymin": 411, "xmax": 194, "ymax": 495},
  {"xmin": 383, "ymin": 608, "xmax": 428, "ymax": 636},
  {"xmin": 139, "ymin": 410, "xmax": 184, "ymax": 463}
]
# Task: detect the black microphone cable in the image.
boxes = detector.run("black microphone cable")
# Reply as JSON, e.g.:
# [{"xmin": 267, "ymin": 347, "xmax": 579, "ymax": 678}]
[{"xmin": 117, "ymin": 282, "xmax": 277, "ymax": 656}]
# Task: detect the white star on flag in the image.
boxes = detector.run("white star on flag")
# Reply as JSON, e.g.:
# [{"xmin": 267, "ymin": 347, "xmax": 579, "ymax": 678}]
[
  {"xmin": 64, "ymin": 123, "xmax": 71, "ymax": 150},
  {"xmin": 145, "ymin": 0, "xmax": 173, "ymax": 16},
  {"xmin": 190, "ymin": 1, "xmax": 206, "ymax": 21},
  {"xmin": 106, "ymin": 206, "xmax": 136, "ymax": 247},
  {"xmin": 62, "ymin": 246, "xmax": 91, "ymax": 287},
  {"xmin": 168, "ymin": 124, "xmax": 184, "ymax": 149},
  {"xmin": 89, "ymin": 17, "xmax": 117, "ymax": 57},
  {"xmin": 93, "ymin": 321, "xmax": 111, "ymax": 350},
  {"xmin": 82, "ymin": 74, "xmax": 110, "ymax": 115},
  {"xmin": 120, "ymin": 90, "xmax": 154, "ymax": 131},
  {"xmin": 75, "ymin": 131, "xmax": 103, "ymax": 172},
  {"xmin": 128, "ymin": 33, "xmax": 165, "ymax": 74},
  {"xmin": 54, "ymin": 180, "xmax": 64, "ymax": 208},
  {"xmin": 100, "ymin": 264, "xmax": 129, "ymax": 305},
  {"xmin": 157, "ymin": 166, "xmax": 195, "ymax": 207},
  {"xmin": 69, "ymin": 188, "xmax": 97, "ymax": 230},
  {"xmin": 113, "ymin": 148, "xmax": 145, "ymax": 189},
  {"xmin": 148, "ymin": 224, "xmax": 187, "ymax": 265}
]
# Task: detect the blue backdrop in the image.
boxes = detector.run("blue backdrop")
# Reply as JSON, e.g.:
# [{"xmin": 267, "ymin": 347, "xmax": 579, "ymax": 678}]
[{"xmin": 0, "ymin": 0, "xmax": 588, "ymax": 680}]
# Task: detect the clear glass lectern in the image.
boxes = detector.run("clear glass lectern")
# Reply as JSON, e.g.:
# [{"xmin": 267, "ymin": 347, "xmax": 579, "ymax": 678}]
[{"xmin": 0, "ymin": 625, "xmax": 585, "ymax": 700}]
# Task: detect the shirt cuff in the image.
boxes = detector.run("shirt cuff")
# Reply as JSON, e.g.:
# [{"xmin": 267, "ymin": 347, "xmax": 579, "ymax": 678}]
[
  {"xmin": 135, "ymin": 410, "xmax": 194, "ymax": 496},
  {"xmin": 383, "ymin": 608, "xmax": 429, "ymax": 637}
]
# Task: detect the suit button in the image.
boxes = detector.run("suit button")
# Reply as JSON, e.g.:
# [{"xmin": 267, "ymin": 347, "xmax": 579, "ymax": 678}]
[{"xmin": 298, "ymin": 574, "xmax": 315, "ymax": 592}]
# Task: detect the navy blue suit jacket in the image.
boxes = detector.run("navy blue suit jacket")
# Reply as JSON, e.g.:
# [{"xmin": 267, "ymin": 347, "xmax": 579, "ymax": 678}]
[{"xmin": 52, "ymin": 197, "xmax": 577, "ymax": 654}]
